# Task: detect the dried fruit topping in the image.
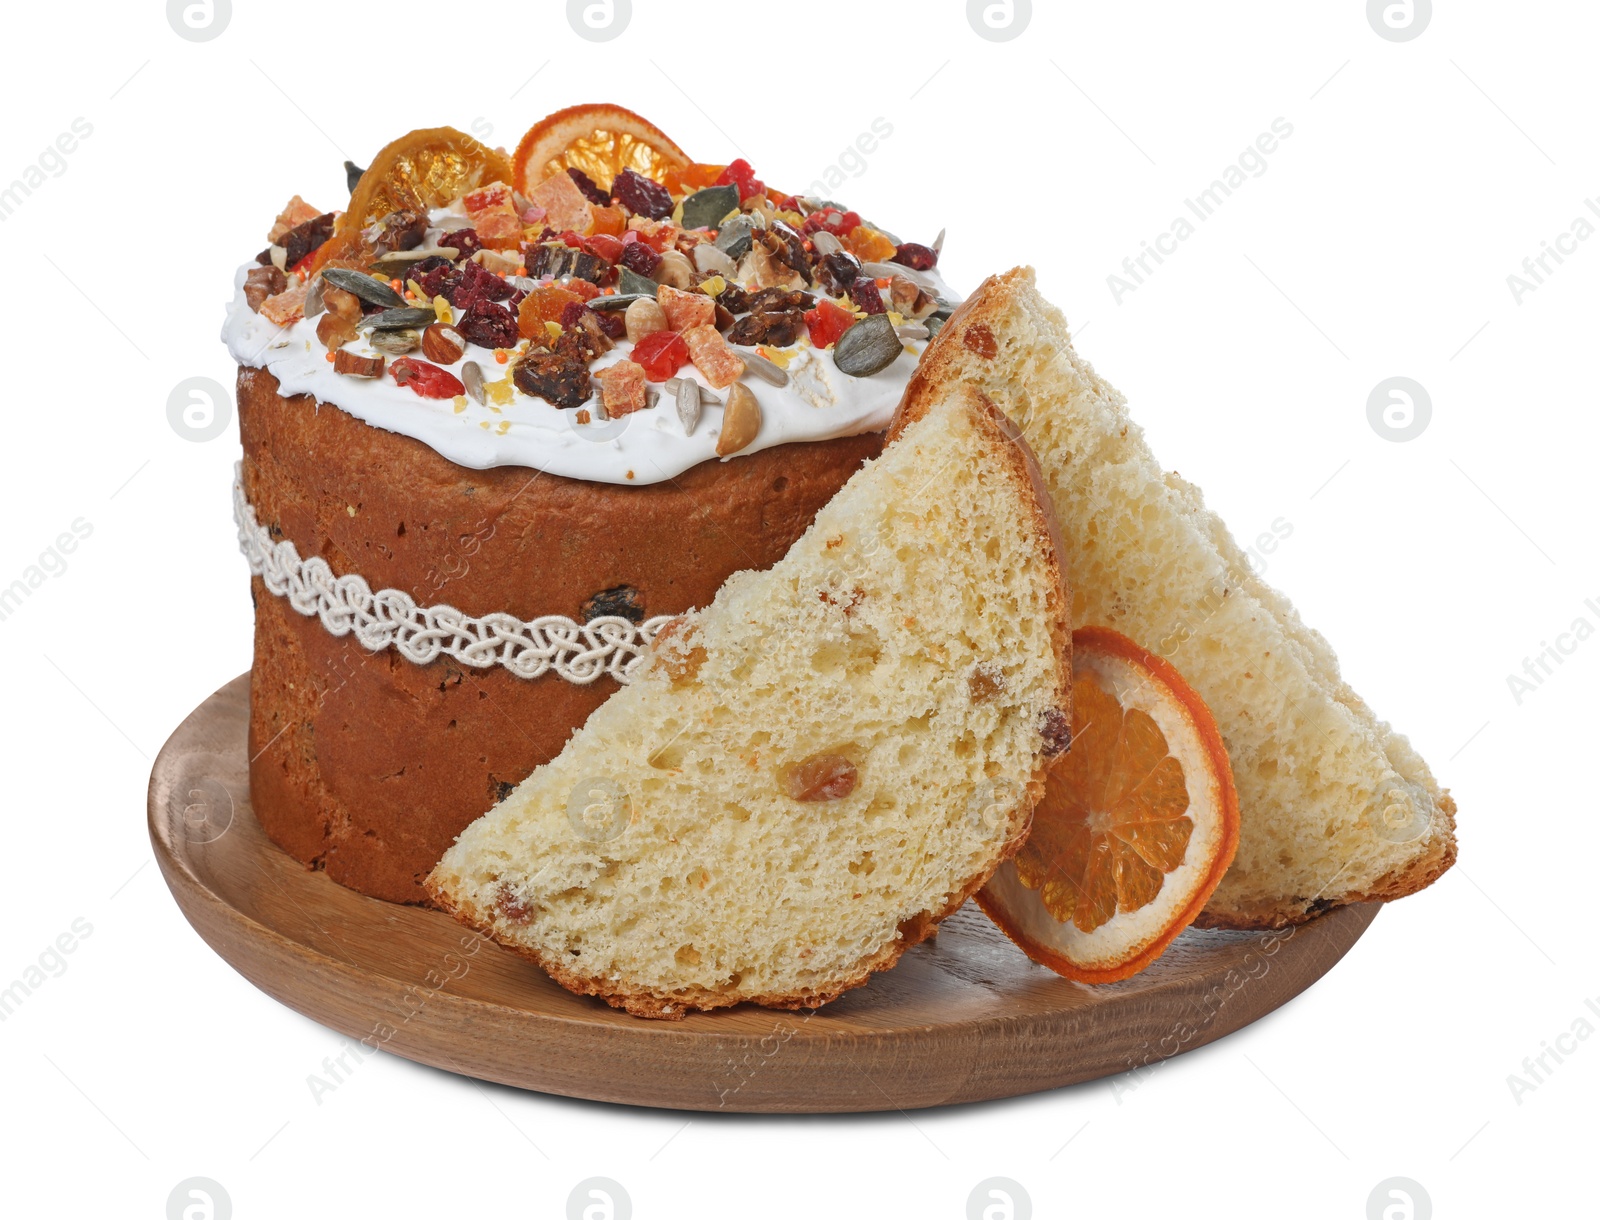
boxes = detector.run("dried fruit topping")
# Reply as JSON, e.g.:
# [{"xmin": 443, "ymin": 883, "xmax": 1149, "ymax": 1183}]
[
  {"xmin": 268, "ymin": 195, "xmax": 322, "ymax": 244},
  {"xmin": 421, "ymin": 324, "xmax": 467, "ymax": 364},
  {"xmin": 259, "ymin": 281, "xmax": 311, "ymax": 327},
  {"xmin": 715, "ymin": 158, "xmax": 766, "ymax": 203},
  {"xmin": 844, "ymin": 225, "xmax": 898, "ymax": 264},
  {"xmin": 832, "ymin": 313, "xmax": 903, "ymax": 377},
  {"xmin": 456, "ymin": 301, "xmax": 519, "ymax": 350},
  {"xmin": 275, "ymin": 212, "xmax": 335, "ymax": 269},
  {"xmin": 437, "ymin": 227, "xmax": 483, "ymax": 259},
  {"xmin": 244, "ymin": 265, "xmax": 288, "ymax": 313},
  {"xmin": 518, "ymin": 285, "xmax": 583, "ymax": 338},
  {"xmin": 333, "ymin": 350, "xmax": 385, "ymax": 378},
  {"xmin": 618, "ymin": 240, "xmax": 662, "ymax": 278},
  {"xmin": 892, "ymin": 242, "xmax": 939, "ymax": 271},
  {"xmin": 391, "ymin": 357, "xmax": 466, "ymax": 399},
  {"xmin": 554, "ymin": 304, "xmax": 613, "ymax": 363},
  {"xmin": 316, "ymin": 311, "xmax": 359, "ymax": 352},
  {"xmin": 587, "ymin": 232, "xmax": 625, "ymax": 264},
  {"xmin": 566, "ymin": 166, "xmax": 611, "ymax": 206},
  {"xmin": 529, "ymin": 170, "xmax": 595, "ymax": 233},
  {"xmin": 449, "ymin": 259, "xmax": 516, "ymax": 310},
  {"xmin": 597, "ymin": 359, "xmax": 650, "ymax": 417},
  {"xmin": 624, "ymin": 297, "xmax": 668, "ymax": 343},
  {"xmin": 783, "ymin": 751, "xmax": 858, "ymax": 802},
  {"xmin": 714, "ymin": 280, "xmax": 751, "ymax": 314},
  {"xmin": 512, "ymin": 349, "xmax": 592, "ymax": 408},
  {"xmin": 681, "ymin": 324, "xmax": 744, "ymax": 389},
  {"xmin": 321, "ymin": 284, "xmax": 363, "ymax": 323},
  {"xmin": 800, "ymin": 207, "xmax": 862, "ymax": 238},
  {"xmin": 848, "ymin": 277, "xmax": 887, "ymax": 315},
  {"xmin": 968, "ymin": 664, "xmax": 1006, "ymax": 703},
  {"xmin": 590, "ymin": 204, "xmax": 627, "ymax": 236},
  {"xmin": 631, "ymin": 330, "xmax": 690, "ymax": 382},
  {"xmin": 612, "ymin": 167, "xmax": 674, "ymax": 220},
  {"xmin": 716, "ymin": 382, "xmax": 762, "ymax": 456},
  {"xmin": 409, "ymin": 256, "xmax": 460, "ymax": 301},
  {"xmin": 813, "ymin": 250, "xmax": 863, "ymax": 297},
  {"xmin": 524, "ymin": 240, "xmax": 607, "ymax": 284},
  {"xmin": 727, "ymin": 309, "xmax": 804, "ymax": 348},
  {"xmin": 1039, "ymin": 706, "xmax": 1072, "ymax": 758},
  {"xmin": 656, "ymin": 284, "xmax": 715, "ymax": 333},
  {"xmin": 366, "ymin": 208, "xmax": 428, "ymax": 255},
  {"xmin": 746, "ymin": 287, "xmax": 815, "ymax": 315}
]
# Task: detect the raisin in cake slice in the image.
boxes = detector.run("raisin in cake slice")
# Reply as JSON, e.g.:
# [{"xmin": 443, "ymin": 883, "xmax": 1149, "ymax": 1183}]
[
  {"xmin": 427, "ymin": 385, "xmax": 1071, "ymax": 1017},
  {"xmin": 907, "ymin": 266, "xmax": 1456, "ymax": 929}
]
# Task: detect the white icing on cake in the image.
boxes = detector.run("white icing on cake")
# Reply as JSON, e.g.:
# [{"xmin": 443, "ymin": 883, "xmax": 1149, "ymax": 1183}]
[{"xmin": 222, "ymin": 256, "xmax": 958, "ymax": 486}]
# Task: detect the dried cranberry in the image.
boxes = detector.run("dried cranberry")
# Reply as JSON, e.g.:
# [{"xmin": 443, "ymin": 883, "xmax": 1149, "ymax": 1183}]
[
  {"xmin": 447, "ymin": 259, "xmax": 515, "ymax": 311},
  {"xmin": 848, "ymin": 277, "xmax": 886, "ymax": 315},
  {"xmin": 390, "ymin": 358, "xmax": 465, "ymax": 399},
  {"xmin": 456, "ymin": 301, "xmax": 519, "ymax": 350},
  {"xmin": 715, "ymin": 158, "xmax": 766, "ymax": 203},
  {"xmin": 437, "ymin": 228, "xmax": 482, "ymax": 258},
  {"xmin": 594, "ymin": 310, "xmax": 627, "ymax": 341},
  {"xmin": 892, "ymin": 242, "xmax": 938, "ymax": 271},
  {"xmin": 631, "ymin": 330, "xmax": 690, "ymax": 381},
  {"xmin": 556, "ymin": 303, "xmax": 613, "ymax": 362},
  {"xmin": 611, "ymin": 168, "xmax": 673, "ymax": 220},
  {"xmin": 619, "ymin": 240, "xmax": 661, "ymax": 278},
  {"xmin": 513, "ymin": 350, "xmax": 592, "ymax": 408},
  {"xmin": 566, "ymin": 167, "xmax": 610, "ymax": 206},
  {"xmin": 408, "ymin": 256, "xmax": 457, "ymax": 300},
  {"xmin": 814, "ymin": 250, "xmax": 863, "ymax": 296}
]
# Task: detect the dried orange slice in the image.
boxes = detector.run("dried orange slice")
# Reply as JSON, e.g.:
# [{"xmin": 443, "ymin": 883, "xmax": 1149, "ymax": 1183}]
[
  {"xmin": 512, "ymin": 103, "xmax": 689, "ymax": 196},
  {"xmin": 313, "ymin": 128, "xmax": 511, "ymax": 271},
  {"xmin": 977, "ymin": 626, "xmax": 1239, "ymax": 983}
]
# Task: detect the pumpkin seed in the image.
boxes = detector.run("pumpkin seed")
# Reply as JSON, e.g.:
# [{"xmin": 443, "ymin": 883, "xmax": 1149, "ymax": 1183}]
[
  {"xmin": 371, "ymin": 328, "xmax": 421, "ymax": 355},
  {"xmin": 589, "ymin": 292, "xmax": 651, "ymax": 312},
  {"xmin": 367, "ymin": 248, "xmax": 449, "ymax": 277},
  {"xmin": 714, "ymin": 215, "xmax": 754, "ymax": 260},
  {"xmin": 739, "ymin": 350, "xmax": 789, "ymax": 387},
  {"xmin": 344, "ymin": 159, "xmax": 365, "ymax": 194},
  {"xmin": 833, "ymin": 314, "xmax": 903, "ymax": 377},
  {"xmin": 692, "ymin": 243, "xmax": 737, "ymax": 277},
  {"xmin": 358, "ymin": 307, "xmax": 438, "ymax": 331},
  {"xmin": 324, "ymin": 268, "xmax": 406, "ymax": 310},
  {"xmin": 924, "ymin": 315, "xmax": 947, "ymax": 339},
  {"xmin": 617, "ymin": 267, "xmax": 659, "ymax": 297},
  {"xmin": 461, "ymin": 360, "xmax": 486, "ymax": 405},
  {"xmin": 304, "ymin": 275, "xmax": 327, "ymax": 319},
  {"xmin": 679, "ymin": 184, "xmax": 740, "ymax": 231},
  {"xmin": 716, "ymin": 382, "xmax": 762, "ymax": 456},
  {"xmin": 676, "ymin": 378, "xmax": 702, "ymax": 435}
]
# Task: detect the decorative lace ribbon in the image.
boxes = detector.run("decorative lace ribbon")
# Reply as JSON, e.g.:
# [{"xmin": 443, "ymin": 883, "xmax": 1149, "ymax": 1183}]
[{"xmin": 233, "ymin": 470, "xmax": 670, "ymax": 684}]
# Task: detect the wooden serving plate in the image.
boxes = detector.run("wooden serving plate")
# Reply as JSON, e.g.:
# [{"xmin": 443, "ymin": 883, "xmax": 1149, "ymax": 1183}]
[{"xmin": 151, "ymin": 676, "xmax": 1379, "ymax": 1113}]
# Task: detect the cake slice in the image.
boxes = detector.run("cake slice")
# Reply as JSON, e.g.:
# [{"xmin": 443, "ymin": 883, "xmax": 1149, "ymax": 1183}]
[
  {"xmin": 427, "ymin": 385, "xmax": 1072, "ymax": 1017},
  {"xmin": 909, "ymin": 268, "xmax": 1456, "ymax": 929}
]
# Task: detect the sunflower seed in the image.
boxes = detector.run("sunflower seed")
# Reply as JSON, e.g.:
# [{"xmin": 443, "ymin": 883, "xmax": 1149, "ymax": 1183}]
[
  {"xmin": 679, "ymin": 184, "xmax": 740, "ymax": 231},
  {"xmin": 506, "ymin": 275, "xmax": 540, "ymax": 295},
  {"xmin": 932, "ymin": 228, "xmax": 946, "ymax": 255},
  {"xmin": 739, "ymin": 350, "xmax": 789, "ymax": 387},
  {"xmin": 666, "ymin": 377, "xmax": 722, "ymax": 406},
  {"xmin": 267, "ymin": 244, "xmax": 288, "ymax": 272},
  {"xmin": 324, "ymin": 268, "xmax": 406, "ymax": 309},
  {"xmin": 304, "ymin": 275, "xmax": 327, "ymax": 319},
  {"xmin": 692, "ymin": 243, "xmax": 738, "ymax": 277},
  {"xmin": 358, "ymin": 307, "xmax": 438, "ymax": 331},
  {"xmin": 714, "ymin": 215, "xmax": 754, "ymax": 260},
  {"xmin": 833, "ymin": 314, "xmax": 903, "ymax": 377},
  {"xmin": 676, "ymin": 378, "xmax": 702, "ymax": 435},
  {"xmin": 617, "ymin": 267, "xmax": 659, "ymax": 297},
  {"xmin": 895, "ymin": 322, "xmax": 930, "ymax": 342},
  {"xmin": 371, "ymin": 328, "xmax": 421, "ymax": 355},
  {"xmin": 461, "ymin": 361, "xmax": 486, "ymax": 405},
  {"xmin": 717, "ymin": 382, "xmax": 762, "ymax": 456}
]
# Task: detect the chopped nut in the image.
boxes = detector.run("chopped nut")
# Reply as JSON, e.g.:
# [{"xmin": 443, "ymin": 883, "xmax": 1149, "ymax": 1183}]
[
  {"xmin": 421, "ymin": 324, "xmax": 467, "ymax": 364},
  {"xmin": 333, "ymin": 350, "xmax": 384, "ymax": 378},
  {"xmin": 716, "ymin": 382, "xmax": 762, "ymax": 456},
  {"xmin": 316, "ymin": 311, "xmax": 358, "ymax": 352},
  {"xmin": 652, "ymin": 248, "xmax": 696, "ymax": 289},
  {"xmin": 783, "ymin": 752, "xmax": 858, "ymax": 802},
  {"xmin": 243, "ymin": 265, "xmax": 287, "ymax": 312}
]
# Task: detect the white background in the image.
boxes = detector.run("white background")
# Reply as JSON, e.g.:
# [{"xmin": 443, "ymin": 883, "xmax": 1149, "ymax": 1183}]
[{"xmin": 0, "ymin": 1, "xmax": 1591, "ymax": 1216}]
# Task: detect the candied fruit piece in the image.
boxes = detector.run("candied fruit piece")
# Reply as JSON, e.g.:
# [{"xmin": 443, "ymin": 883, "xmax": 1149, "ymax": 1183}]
[
  {"xmin": 631, "ymin": 330, "xmax": 690, "ymax": 382},
  {"xmin": 530, "ymin": 171, "xmax": 594, "ymax": 234},
  {"xmin": 892, "ymin": 242, "xmax": 938, "ymax": 271},
  {"xmin": 588, "ymin": 233, "xmax": 625, "ymax": 264},
  {"xmin": 656, "ymin": 284, "xmax": 715, "ymax": 332},
  {"xmin": 848, "ymin": 277, "xmax": 887, "ymax": 315},
  {"xmin": 566, "ymin": 167, "xmax": 611, "ymax": 206},
  {"xmin": 715, "ymin": 158, "xmax": 766, "ymax": 203},
  {"xmin": 804, "ymin": 298, "xmax": 855, "ymax": 349},
  {"xmin": 268, "ymin": 195, "xmax": 322, "ymax": 243},
  {"xmin": 259, "ymin": 281, "xmax": 310, "ymax": 326},
  {"xmin": 844, "ymin": 225, "xmax": 898, "ymax": 263},
  {"xmin": 801, "ymin": 207, "xmax": 861, "ymax": 238},
  {"xmin": 597, "ymin": 359, "xmax": 649, "ymax": 416},
  {"xmin": 456, "ymin": 301, "xmax": 519, "ymax": 349},
  {"xmin": 783, "ymin": 752, "xmax": 858, "ymax": 802},
  {"xmin": 590, "ymin": 204, "xmax": 627, "ymax": 236},
  {"xmin": 390, "ymin": 358, "xmax": 465, "ymax": 399},
  {"xmin": 680, "ymin": 324, "xmax": 743, "ymax": 389}
]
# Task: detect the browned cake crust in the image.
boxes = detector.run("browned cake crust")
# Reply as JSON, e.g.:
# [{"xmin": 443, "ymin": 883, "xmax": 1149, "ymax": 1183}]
[{"xmin": 239, "ymin": 366, "xmax": 881, "ymax": 903}]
